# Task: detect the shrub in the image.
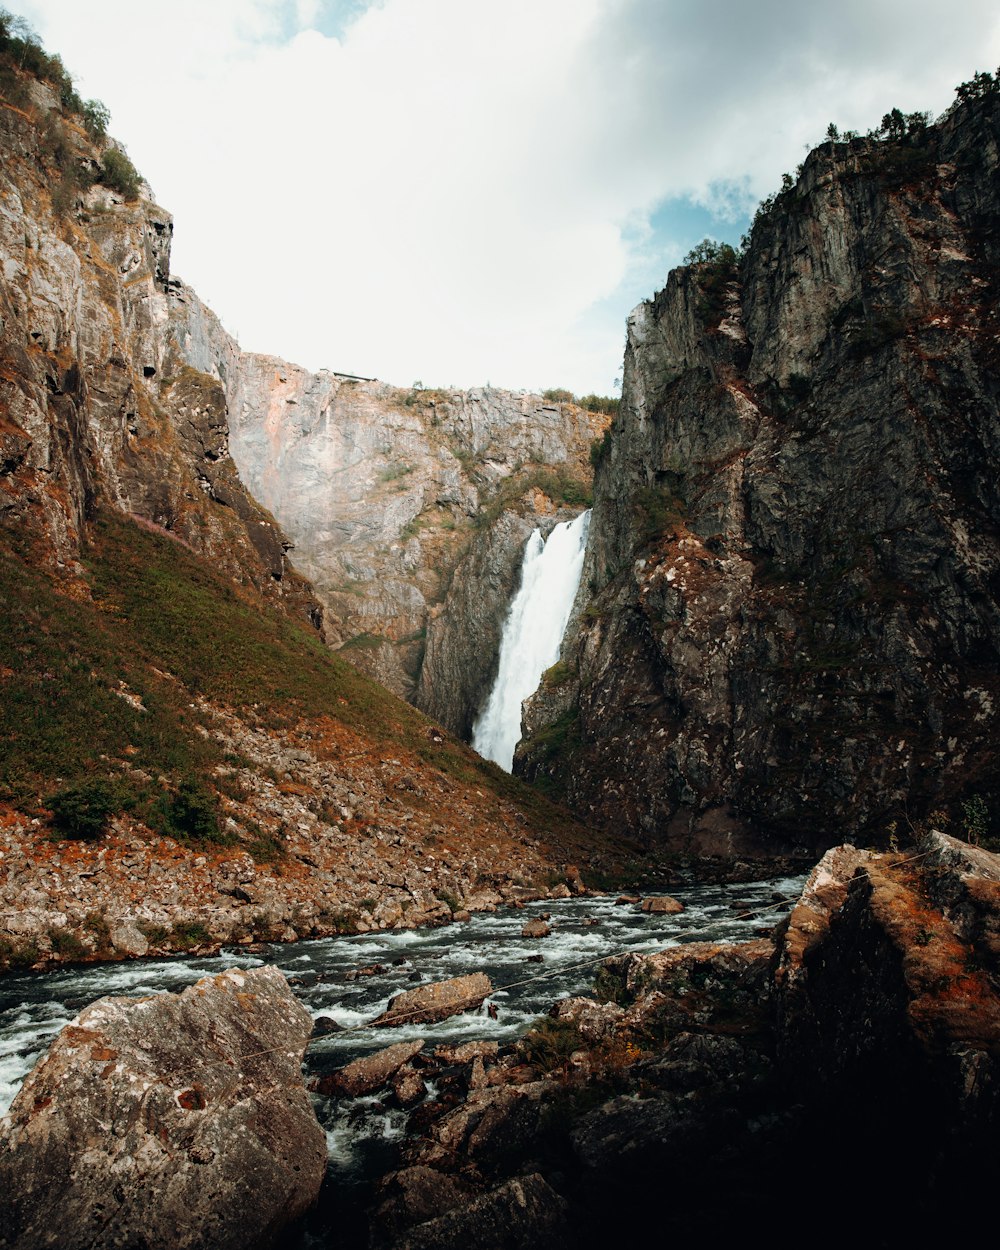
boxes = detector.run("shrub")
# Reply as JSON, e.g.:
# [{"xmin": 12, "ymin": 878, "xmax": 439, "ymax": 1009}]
[
  {"xmin": 100, "ymin": 147, "xmax": 141, "ymax": 200},
  {"xmin": 158, "ymin": 776, "xmax": 226, "ymax": 844},
  {"xmin": 48, "ymin": 778, "xmax": 120, "ymax": 840},
  {"xmin": 81, "ymin": 97, "xmax": 109, "ymax": 140},
  {"xmin": 48, "ymin": 927, "xmax": 88, "ymax": 960},
  {"xmin": 171, "ymin": 921, "xmax": 211, "ymax": 950}
]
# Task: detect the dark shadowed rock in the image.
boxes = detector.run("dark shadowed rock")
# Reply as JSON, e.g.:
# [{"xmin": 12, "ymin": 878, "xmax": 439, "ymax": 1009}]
[
  {"xmin": 396, "ymin": 1174, "xmax": 570, "ymax": 1250},
  {"xmin": 392, "ymin": 1064, "xmax": 428, "ymax": 1108},
  {"xmin": 0, "ymin": 966, "xmax": 325, "ymax": 1250},
  {"xmin": 374, "ymin": 972, "xmax": 492, "ymax": 1027}
]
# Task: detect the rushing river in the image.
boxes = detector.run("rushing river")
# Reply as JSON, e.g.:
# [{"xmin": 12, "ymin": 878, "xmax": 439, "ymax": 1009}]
[{"xmin": 0, "ymin": 875, "xmax": 804, "ymax": 1240}]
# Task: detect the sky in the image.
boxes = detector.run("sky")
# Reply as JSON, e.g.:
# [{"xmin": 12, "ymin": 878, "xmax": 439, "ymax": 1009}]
[{"xmin": 8, "ymin": 1, "xmax": 1000, "ymax": 394}]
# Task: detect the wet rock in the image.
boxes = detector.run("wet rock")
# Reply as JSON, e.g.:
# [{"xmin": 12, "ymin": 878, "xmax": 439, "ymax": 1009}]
[
  {"xmin": 392, "ymin": 1064, "xmax": 428, "ymax": 1108},
  {"xmin": 371, "ymin": 1165, "xmax": 477, "ymax": 1247},
  {"xmin": 521, "ymin": 917, "xmax": 551, "ymax": 938},
  {"xmin": 323, "ymin": 1038, "xmax": 426, "ymax": 1097},
  {"xmin": 374, "ymin": 972, "xmax": 492, "ymax": 1027},
  {"xmin": 434, "ymin": 1041, "xmax": 499, "ymax": 1064},
  {"xmin": 0, "ymin": 967, "xmax": 325, "ymax": 1250},
  {"xmin": 311, "ymin": 1015, "xmax": 343, "ymax": 1037},
  {"xmin": 395, "ymin": 1174, "xmax": 570, "ymax": 1250},
  {"xmin": 640, "ymin": 895, "xmax": 684, "ymax": 914}
]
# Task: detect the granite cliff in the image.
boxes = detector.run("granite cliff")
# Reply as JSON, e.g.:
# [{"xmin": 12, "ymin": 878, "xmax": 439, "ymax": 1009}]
[{"xmin": 518, "ymin": 87, "xmax": 1000, "ymax": 857}]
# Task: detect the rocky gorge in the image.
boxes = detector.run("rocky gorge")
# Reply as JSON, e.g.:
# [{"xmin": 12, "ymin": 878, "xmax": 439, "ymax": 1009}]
[
  {"xmin": 2, "ymin": 17, "xmax": 1000, "ymax": 1249},
  {"xmin": 0, "ymin": 40, "xmax": 619, "ymax": 971}
]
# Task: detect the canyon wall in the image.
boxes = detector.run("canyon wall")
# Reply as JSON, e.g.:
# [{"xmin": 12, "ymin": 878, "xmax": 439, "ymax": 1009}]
[
  {"xmin": 169, "ymin": 292, "xmax": 605, "ymax": 722},
  {"xmin": 517, "ymin": 92, "xmax": 1000, "ymax": 855}
]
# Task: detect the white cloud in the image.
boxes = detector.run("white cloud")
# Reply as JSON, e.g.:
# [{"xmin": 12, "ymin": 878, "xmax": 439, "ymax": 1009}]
[{"xmin": 10, "ymin": 1, "xmax": 1000, "ymax": 393}]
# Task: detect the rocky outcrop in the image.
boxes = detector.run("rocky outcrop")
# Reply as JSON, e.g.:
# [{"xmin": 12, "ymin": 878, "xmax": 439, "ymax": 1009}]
[
  {"xmin": 0, "ymin": 966, "xmax": 325, "ymax": 1250},
  {"xmin": 364, "ymin": 837, "xmax": 1000, "ymax": 1243},
  {"xmin": 323, "ymin": 1038, "xmax": 426, "ymax": 1098},
  {"xmin": 518, "ymin": 90, "xmax": 1000, "ymax": 853}
]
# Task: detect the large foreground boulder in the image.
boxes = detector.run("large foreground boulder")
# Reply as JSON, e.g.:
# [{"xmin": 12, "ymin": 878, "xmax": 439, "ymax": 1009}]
[{"xmin": 0, "ymin": 966, "xmax": 326, "ymax": 1250}]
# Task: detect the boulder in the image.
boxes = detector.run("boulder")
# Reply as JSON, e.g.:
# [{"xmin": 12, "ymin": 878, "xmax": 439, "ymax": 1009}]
[
  {"xmin": 396, "ymin": 1174, "xmax": 570, "ymax": 1250},
  {"xmin": 0, "ymin": 966, "xmax": 325, "ymax": 1250},
  {"xmin": 373, "ymin": 972, "xmax": 492, "ymax": 1027},
  {"xmin": 371, "ymin": 1165, "xmax": 477, "ymax": 1247},
  {"xmin": 521, "ymin": 917, "xmax": 551, "ymax": 938},
  {"xmin": 323, "ymin": 1038, "xmax": 426, "ymax": 1097},
  {"xmin": 392, "ymin": 1064, "xmax": 428, "ymax": 1108},
  {"xmin": 641, "ymin": 895, "xmax": 684, "ymax": 914}
]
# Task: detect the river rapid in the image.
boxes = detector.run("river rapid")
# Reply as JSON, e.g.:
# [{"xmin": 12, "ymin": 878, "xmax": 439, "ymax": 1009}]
[{"xmin": 0, "ymin": 874, "xmax": 803, "ymax": 1239}]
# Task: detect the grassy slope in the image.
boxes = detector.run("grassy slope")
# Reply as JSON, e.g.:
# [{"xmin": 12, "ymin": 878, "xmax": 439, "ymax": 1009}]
[{"xmin": 0, "ymin": 511, "xmax": 604, "ymax": 858}]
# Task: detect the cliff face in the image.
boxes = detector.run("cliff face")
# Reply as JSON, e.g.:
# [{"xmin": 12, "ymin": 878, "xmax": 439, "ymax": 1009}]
[
  {"xmin": 0, "ymin": 80, "xmax": 319, "ymax": 624},
  {"xmin": 169, "ymin": 303, "xmax": 605, "ymax": 721},
  {"xmin": 518, "ymin": 92, "xmax": 1000, "ymax": 854}
]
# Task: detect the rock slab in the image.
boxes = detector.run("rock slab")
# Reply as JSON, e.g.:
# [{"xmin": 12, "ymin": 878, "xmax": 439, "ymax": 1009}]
[
  {"xmin": 324, "ymin": 1038, "xmax": 426, "ymax": 1097},
  {"xmin": 0, "ymin": 966, "xmax": 325, "ymax": 1250},
  {"xmin": 374, "ymin": 973, "xmax": 492, "ymax": 1027}
]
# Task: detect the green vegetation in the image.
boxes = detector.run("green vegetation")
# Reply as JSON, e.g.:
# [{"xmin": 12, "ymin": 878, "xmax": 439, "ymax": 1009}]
[
  {"xmin": 589, "ymin": 427, "xmax": 613, "ymax": 470},
  {"xmin": 519, "ymin": 1016, "xmax": 584, "ymax": 1070},
  {"xmin": 48, "ymin": 927, "xmax": 87, "ymax": 960},
  {"xmin": 171, "ymin": 921, "xmax": 211, "ymax": 951},
  {"xmin": 156, "ymin": 776, "xmax": 228, "ymax": 845},
  {"xmin": 99, "ymin": 147, "xmax": 141, "ymax": 200},
  {"xmin": 48, "ymin": 778, "xmax": 122, "ymax": 841},
  {"xmin": 0, "ymin": 10, "xmax": 142, "ymax": 207},
  {"xmin": 633, "ymin": 484, "xmax": 686, "ymax": 544},
  {"xmin": 0, "ymin": 510, "xmax": 594, "ymax": 851},
  {"xmin": 0, "ymin": 8, "xmax": 109, "ymax": 138},
  {"xmin": 472, "ymin": 464, "xmax": 592, "ymax": 532},
  {"xmin": 541, "ymin": 659, "xmax": 574, "ymax": 691},
  {"xmin": 684, "ymin": 239, "xmax": 740, "ymax": 326},
  {"xmin": 435, "ymin": 888, "xmax": 461, "ymax": 914},
  {"xmin": 542, "ymin": 389, "xmax": 620, "ymax": 417}
]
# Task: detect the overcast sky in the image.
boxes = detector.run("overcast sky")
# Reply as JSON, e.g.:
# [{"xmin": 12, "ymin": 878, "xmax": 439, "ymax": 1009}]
[{"xmin": 9, "ymin": 1, "xmax": 1000, "ymax": 394}]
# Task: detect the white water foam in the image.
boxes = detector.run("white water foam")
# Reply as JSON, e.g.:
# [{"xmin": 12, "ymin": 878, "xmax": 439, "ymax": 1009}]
[{"xmin": 472, "ymin": 510, "xmax": 591, "ymax": 770}]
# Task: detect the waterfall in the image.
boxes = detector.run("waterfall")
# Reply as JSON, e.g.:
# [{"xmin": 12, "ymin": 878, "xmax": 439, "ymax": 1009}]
[{"xmin": 472, "ymin": 509, "xmax": 591, "ymax": 771}]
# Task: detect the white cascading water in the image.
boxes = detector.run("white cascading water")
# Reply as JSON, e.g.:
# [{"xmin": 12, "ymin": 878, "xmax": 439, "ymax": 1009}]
[{"xmin": 472, "ymin": 509, "xmax": 591, "ymax": 771}]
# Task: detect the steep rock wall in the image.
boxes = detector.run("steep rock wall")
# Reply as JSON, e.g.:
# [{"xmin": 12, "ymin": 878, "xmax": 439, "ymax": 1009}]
[
  {"xmin": 0, "ymin": 83, "xmax": 320, "ymax": 625},
  {"xmin": 518, "ymin": 93, "xmax": 1000, "ymax": 854},
  {"xmin": 164, "ymin": 289, "xmax": 605, "ymax": 719}
]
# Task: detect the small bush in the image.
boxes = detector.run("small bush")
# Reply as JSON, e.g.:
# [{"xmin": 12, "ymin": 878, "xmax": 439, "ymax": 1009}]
[
  {"xmin": 519, "ymin": 1016, "xmax": 584, "ymax": 1070},
  {"xmin": 171, "ymin": 921, "xmax": 211, "ymax": 950},
  {"xmin": 48, "ymin": 927, "xmax": 88, "ymax": 960},
  {"xmin": 48, "ymin": 778, "xmax": 120, "ymax": 840},
  {"xmin": 81, "ymin": 97, "xmax": 109, "ymax": 140},
  {"xmin": 100, "ymin": 147, "xmax": 141, "ymax": 200},
  {"xmin": 157, "ymin": 776, "xmax": 227, "ymax": 844}
]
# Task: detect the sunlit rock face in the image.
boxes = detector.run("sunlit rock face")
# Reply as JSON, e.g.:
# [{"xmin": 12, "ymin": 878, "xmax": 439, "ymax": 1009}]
[
  {"xmin": 517, "ymin": 92, "xmax": 1000, "ymax": 855},
  {"xmin": 168, "ymin": 289, "xmax": 606, "ymax": 716}
]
